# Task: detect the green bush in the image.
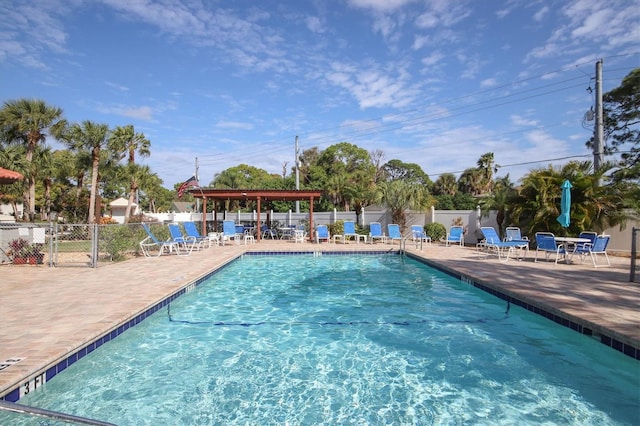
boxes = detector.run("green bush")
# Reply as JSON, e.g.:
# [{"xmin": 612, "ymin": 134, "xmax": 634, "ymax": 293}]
[
  {"xmin": 328, "ymin": 220, "xmax": 344, "ymax": 236},
  {"xmin": 424, "ymin": 223, "xmax": 446, "ymax": 241},
  {"xmin": 99, "ymin": 225, "xmax": 141, "ymax": 261}
]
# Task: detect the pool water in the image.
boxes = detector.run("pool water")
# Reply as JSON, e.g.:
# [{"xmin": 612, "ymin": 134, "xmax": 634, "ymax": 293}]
[{"xmin": 11, "ymin": 255, "xmax": 640, "ymax": 425}]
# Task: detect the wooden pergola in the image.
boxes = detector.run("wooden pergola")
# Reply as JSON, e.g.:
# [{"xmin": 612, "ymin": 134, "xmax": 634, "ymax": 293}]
[{"xmin": 189, "ymin": 188, "xmax": 323, "ymax": 241}]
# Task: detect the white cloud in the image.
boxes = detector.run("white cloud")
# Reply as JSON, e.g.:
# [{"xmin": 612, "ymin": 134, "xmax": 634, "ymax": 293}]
[
  {"xmin": 305, "ymin": 16, "xmax": 325, "ymax": 33},
  {"xmin": 97, "ymin": 104, "xmax": 154, "ymax": 121},
  {"xmin": 510, "ymin": 114, "xmax": 538, "ymax": 126},
  {"xmin": 480, "ymin": 78, "xmax": 498, "ymax": 88},
  {"xmin": 215, "ymin": 121, "xmax": 254, "ymax": 130},
  {"xmin": 533, "ymin": 6, "xmax": 549, "ymax": 22},
  {"xmin": 347, "ymin": 0, "xmax": 416, "ymax": 13}
]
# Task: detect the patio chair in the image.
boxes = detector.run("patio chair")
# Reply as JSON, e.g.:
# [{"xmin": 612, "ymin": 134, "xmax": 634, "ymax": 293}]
[
  {"xmin": 293, "ymin": 229, "xmax": 306, "ymax": 243},
  {"xmin": 183, "ymin": 221, "xmax": 217, "ymax": 248},
  {"xmin": 222, "ymin": 220, "xmax": 241, "ymax": 245},
  {"xmin": 411, "ymin": 225, "xmax": 431, "ymax": 245},
  {"xmin": 316, "ymin": 225, "xmax": 330, "ymax": 243},
  {"xmin": 369, "ymin": 222, "xmax": 386, "ymax": 244},
  {"xmin": 139, "ymin": 223, "xmax": 183, "ymax": 257},
  {"xmin": 574, "ymin": 234, "xmax": 611, "ymax": 267},
  {"xmin": 480, "ymin": 227, "xmax": 528, "ymax": 262},
  {"xmin": 504, "ymin": 227, "xmax": 529, "ymax": 247},
  {"xmin": 534, "ymin": 232, "xmax": 566, "ymax": 264},
  {"xmin": 445, "ymin": 226, "xmax": 464, "ymax": 247},
  {"xmin": 261, "ymin": 223, "xmax": 277, "ymax": 239},
  {"xmin": 168, "ymin": 223, "xmax": 196, "ymax": 254},
  {"xmin": 334, "ymin": 220, "xmax": 358, "ymax": 244},
  {"xmin": 387, "ymin": 224, "xmax": 403, "ymax": 245}
]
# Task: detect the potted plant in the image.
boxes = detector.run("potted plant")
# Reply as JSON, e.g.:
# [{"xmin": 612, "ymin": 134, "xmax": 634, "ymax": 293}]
[{"xmin": 8, "ymin": 238, "xmax": 44, "ymax": 265}]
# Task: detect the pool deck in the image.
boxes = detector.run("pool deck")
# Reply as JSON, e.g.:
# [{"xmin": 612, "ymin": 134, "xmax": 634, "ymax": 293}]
[{"xmin": 1, "ymin": 239, "xmax": 639, "ymax": 400}]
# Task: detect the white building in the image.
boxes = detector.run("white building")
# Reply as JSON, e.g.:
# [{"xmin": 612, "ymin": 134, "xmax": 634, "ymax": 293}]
[{"xmin": 108, "ymin": 198, "xmax": 140, "ymax": 224}]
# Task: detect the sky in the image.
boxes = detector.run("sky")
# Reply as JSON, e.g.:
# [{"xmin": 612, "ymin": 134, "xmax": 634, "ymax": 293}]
[{"xmin": 1, "ymin": 0, "xmax": 639, "ymax": 190}]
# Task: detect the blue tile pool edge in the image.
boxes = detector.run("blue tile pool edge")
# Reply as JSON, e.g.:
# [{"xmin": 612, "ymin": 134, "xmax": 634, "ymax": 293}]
[
  {"xmin": 405, "ymin": 252, "xmax": 640, "ymax": 362},
  {"xmin": 3, "ymin": 250, "xmax": 636, "ymax": 403}
]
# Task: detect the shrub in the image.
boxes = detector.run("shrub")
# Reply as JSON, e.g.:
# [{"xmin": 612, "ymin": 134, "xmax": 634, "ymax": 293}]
[{"xmin": 424, "ymin": 223, "xmax": 446, "ymax": 241}]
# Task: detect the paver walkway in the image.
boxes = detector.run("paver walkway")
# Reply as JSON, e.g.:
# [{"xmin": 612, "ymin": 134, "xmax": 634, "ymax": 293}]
[{"xmin": 1, "ymin": 240, "xmax": 638, "ymax": 401}]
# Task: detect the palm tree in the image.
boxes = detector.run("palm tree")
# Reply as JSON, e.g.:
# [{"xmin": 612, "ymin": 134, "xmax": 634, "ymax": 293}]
[
  {"xmin": 477, "ymin": 152, "xmax": 495, "ymax": 194},
  {"xmin": 479, "ymin": 174, "xmax": 515, "ymax": 237},
  {"xmin": 375, "ymin": 180, "xmax": 427, "ymax": 231},
  {"xmin": 108, "ymin": 125, "xmax": 151, "ymax": 220},
  {"xmin": 508, "ymin": 161, "xmax": 629, "ymax": 237},
  {"xmin": 64, "ymin": 121, "xmax": 110, "ymax": 223},
  {"xmin": 326, "ymin": 173, "xmax": 349, "ymax": 210},
  {"xmin": 108, "ymin": 125, "xmax": 151, "ymax": 165},
  {"xmin": 433, "ymin": 173, "xmax": 457, "ymax": 196},
  {"xmin": 118, "ymin": 164, "xmax": 157, "ymax": 223},
  {"xmin": 0, "ymin": 99, "xmax": 67, "ymax": 221},
  {"xmin": 33, "ymin": 146, "xmax": 55, "ymax": 220},
  {"xmin": 0, "ymin": 144, "xmax": 27, "ymax": 218},
  {"xmin": 457, "ymin": 168, "xmax": 483, "ymax": 195}
]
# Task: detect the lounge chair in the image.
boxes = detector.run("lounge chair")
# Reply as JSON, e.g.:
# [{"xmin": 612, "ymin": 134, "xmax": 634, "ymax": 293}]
[
  {"xmin": 334, "ymin": 220, "xmax": 358, "ymax": 244},
  {"xmin": 445, "ymin": 226, "xmax": 464, "ymax": 247},
  {"xmin": 369, "ymin": 222, "xmax": 386, "ymax": 244},
  {"xmin": 139, "ymin": 223, "xmax": 183, "ymax": 257},
  {"xmin": 534, "ymin": 232, "xmax": 566, "ymax": 264},
  {"xmin": 168, "ymin": 223, "xmax": 196, "ymax": 254},
  {"xmin": 480, "ymin": 227, "xmax": 528, "ymax": 262},
  {"xmin": 504, "ymin": 227, "xmax": 529, "ymax": 247},
  {"xmin": 316, "ymin": 224, "xmax": 330, "ymax": 243},
  {"xmin": 387, "ymin": 224, "xmax": 403, "ymax": 245},
  {"xmin": 411, "ymin": 225, "xmax": 431, "ymax": 245},
  {"xmin": 222, "ymin": 220, "xmax": 241, "ymax": 245},
  {"xmin": 183, "ymin": 221, "xmax": 217, "ymax": 248},
  {"xmin": 574, "ymin": 234, "xmax": 611, "ymax": 267}
]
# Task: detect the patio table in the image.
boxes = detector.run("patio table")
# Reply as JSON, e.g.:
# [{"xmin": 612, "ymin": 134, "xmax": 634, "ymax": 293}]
[{"xmin": 555, "ymin": 236, "xmax": 591, "ymax": 263}]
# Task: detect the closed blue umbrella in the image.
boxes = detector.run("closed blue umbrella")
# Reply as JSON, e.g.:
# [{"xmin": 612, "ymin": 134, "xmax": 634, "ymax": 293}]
[{"xmin": 556, "ymin": 180, "xmax": 572, "ymax": 228}]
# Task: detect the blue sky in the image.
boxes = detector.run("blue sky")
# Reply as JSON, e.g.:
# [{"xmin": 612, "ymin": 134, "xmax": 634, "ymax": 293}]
[{"xmin": 1, "ymin": 0, "xmax": 639, "ymax": 189}]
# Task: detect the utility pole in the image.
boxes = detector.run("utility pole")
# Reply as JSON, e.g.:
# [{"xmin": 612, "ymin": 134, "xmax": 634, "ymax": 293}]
[
  {"xmin": 295, "ymin": 136, "xmax": 300, "ymax": 213},
  {"xmin": 594, "ymin": 59, "xmax": 604, "ymax": 177},
  {"xmin": 195, "ymin": 157, "xmax": 200, "ymax": 212}
]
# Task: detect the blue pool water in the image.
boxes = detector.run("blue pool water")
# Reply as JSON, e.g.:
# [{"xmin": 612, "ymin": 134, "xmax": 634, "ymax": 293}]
[{"xmin": 9, "ymin": 255, "xmax": 640, "ymax": 425}]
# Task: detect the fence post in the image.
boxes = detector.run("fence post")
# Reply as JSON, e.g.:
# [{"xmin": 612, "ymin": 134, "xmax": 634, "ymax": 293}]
[
  {"xmin": 48, "ymin": 222, "xmax": 55, "ymax": 267},
  {"xmin": 91, "ymin": 224, "xmax": 99, "ymax": 268},
  {"xmin": 631, "ymin": 227, "xmax": 637, "ymax": 283}
]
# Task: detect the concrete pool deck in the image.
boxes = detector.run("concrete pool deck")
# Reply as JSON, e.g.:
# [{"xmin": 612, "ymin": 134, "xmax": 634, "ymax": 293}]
[{"xmin": 1, "ymin": 240, "xmax": 639, "ymax": 401}]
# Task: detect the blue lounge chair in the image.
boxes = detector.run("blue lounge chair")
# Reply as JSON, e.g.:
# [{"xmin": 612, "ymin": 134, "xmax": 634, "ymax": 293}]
[
  {"xmin": 411, "ymin": 225, "xmax": 431, "ymax": 245},
  {"xmin": 316, "ymin": 224, "xmax": 330, "ymax": 243},
  {"xmin": 387, "ymin": 224, "xmax": 403, "ymax": 245},
  {"xmin": 369, "ymin": 222, "xmax": 386, "ymax": 244},
  {"xmin": 168, "ymin": 223, "xmax": 196, "ymax": 254},
  {"xmin": 480, "ymin": 227, "xmax": 528, "ymax": 262},
  {"xmin": 222, "ymin": 220, "xmax": 241, "ymax": 245},
  {"xmin": 574, "ymin": 234, "xmax": 611, "ymax": 267},
  {"xmin": 343, "ymin": 221, "xmax": 357, "ymax": 242},
  {"xmin": 534, "ymin": 232, "xmax": 566, "ymax": 264},
  {"xmin": 445, "ymin": 226, "xmax": 464, "ymax": 247},
  {"xmin": 183, "ymin": 221, "xmax": 217, "ymax": 248},
  {"xmin": 504, "ymin": 227, "xmax": 529, "ymax": 247},
  {"xmin": 338, "ymin": 220, "xmax": 358, "ymax": 244},
  {"xmin": 139, "ymin": 223, "xmax": 183, "ymax": 257}
]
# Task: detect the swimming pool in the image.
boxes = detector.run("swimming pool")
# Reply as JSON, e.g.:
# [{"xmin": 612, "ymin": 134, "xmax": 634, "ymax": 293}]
[{"xmin": 7, "ymin": 254, "xmax": 640, "ymax": 424}]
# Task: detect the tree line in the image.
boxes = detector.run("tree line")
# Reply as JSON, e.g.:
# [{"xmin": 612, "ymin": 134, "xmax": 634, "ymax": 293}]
[{"xmin": 1, "ymin": 69, "xmax": 637, "ymax": 236}]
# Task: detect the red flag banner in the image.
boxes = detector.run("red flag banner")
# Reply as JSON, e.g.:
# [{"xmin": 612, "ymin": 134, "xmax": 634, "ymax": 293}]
[{"xmin": 177, "ymin": 175, "xmax": 199, "ymax": 198}]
